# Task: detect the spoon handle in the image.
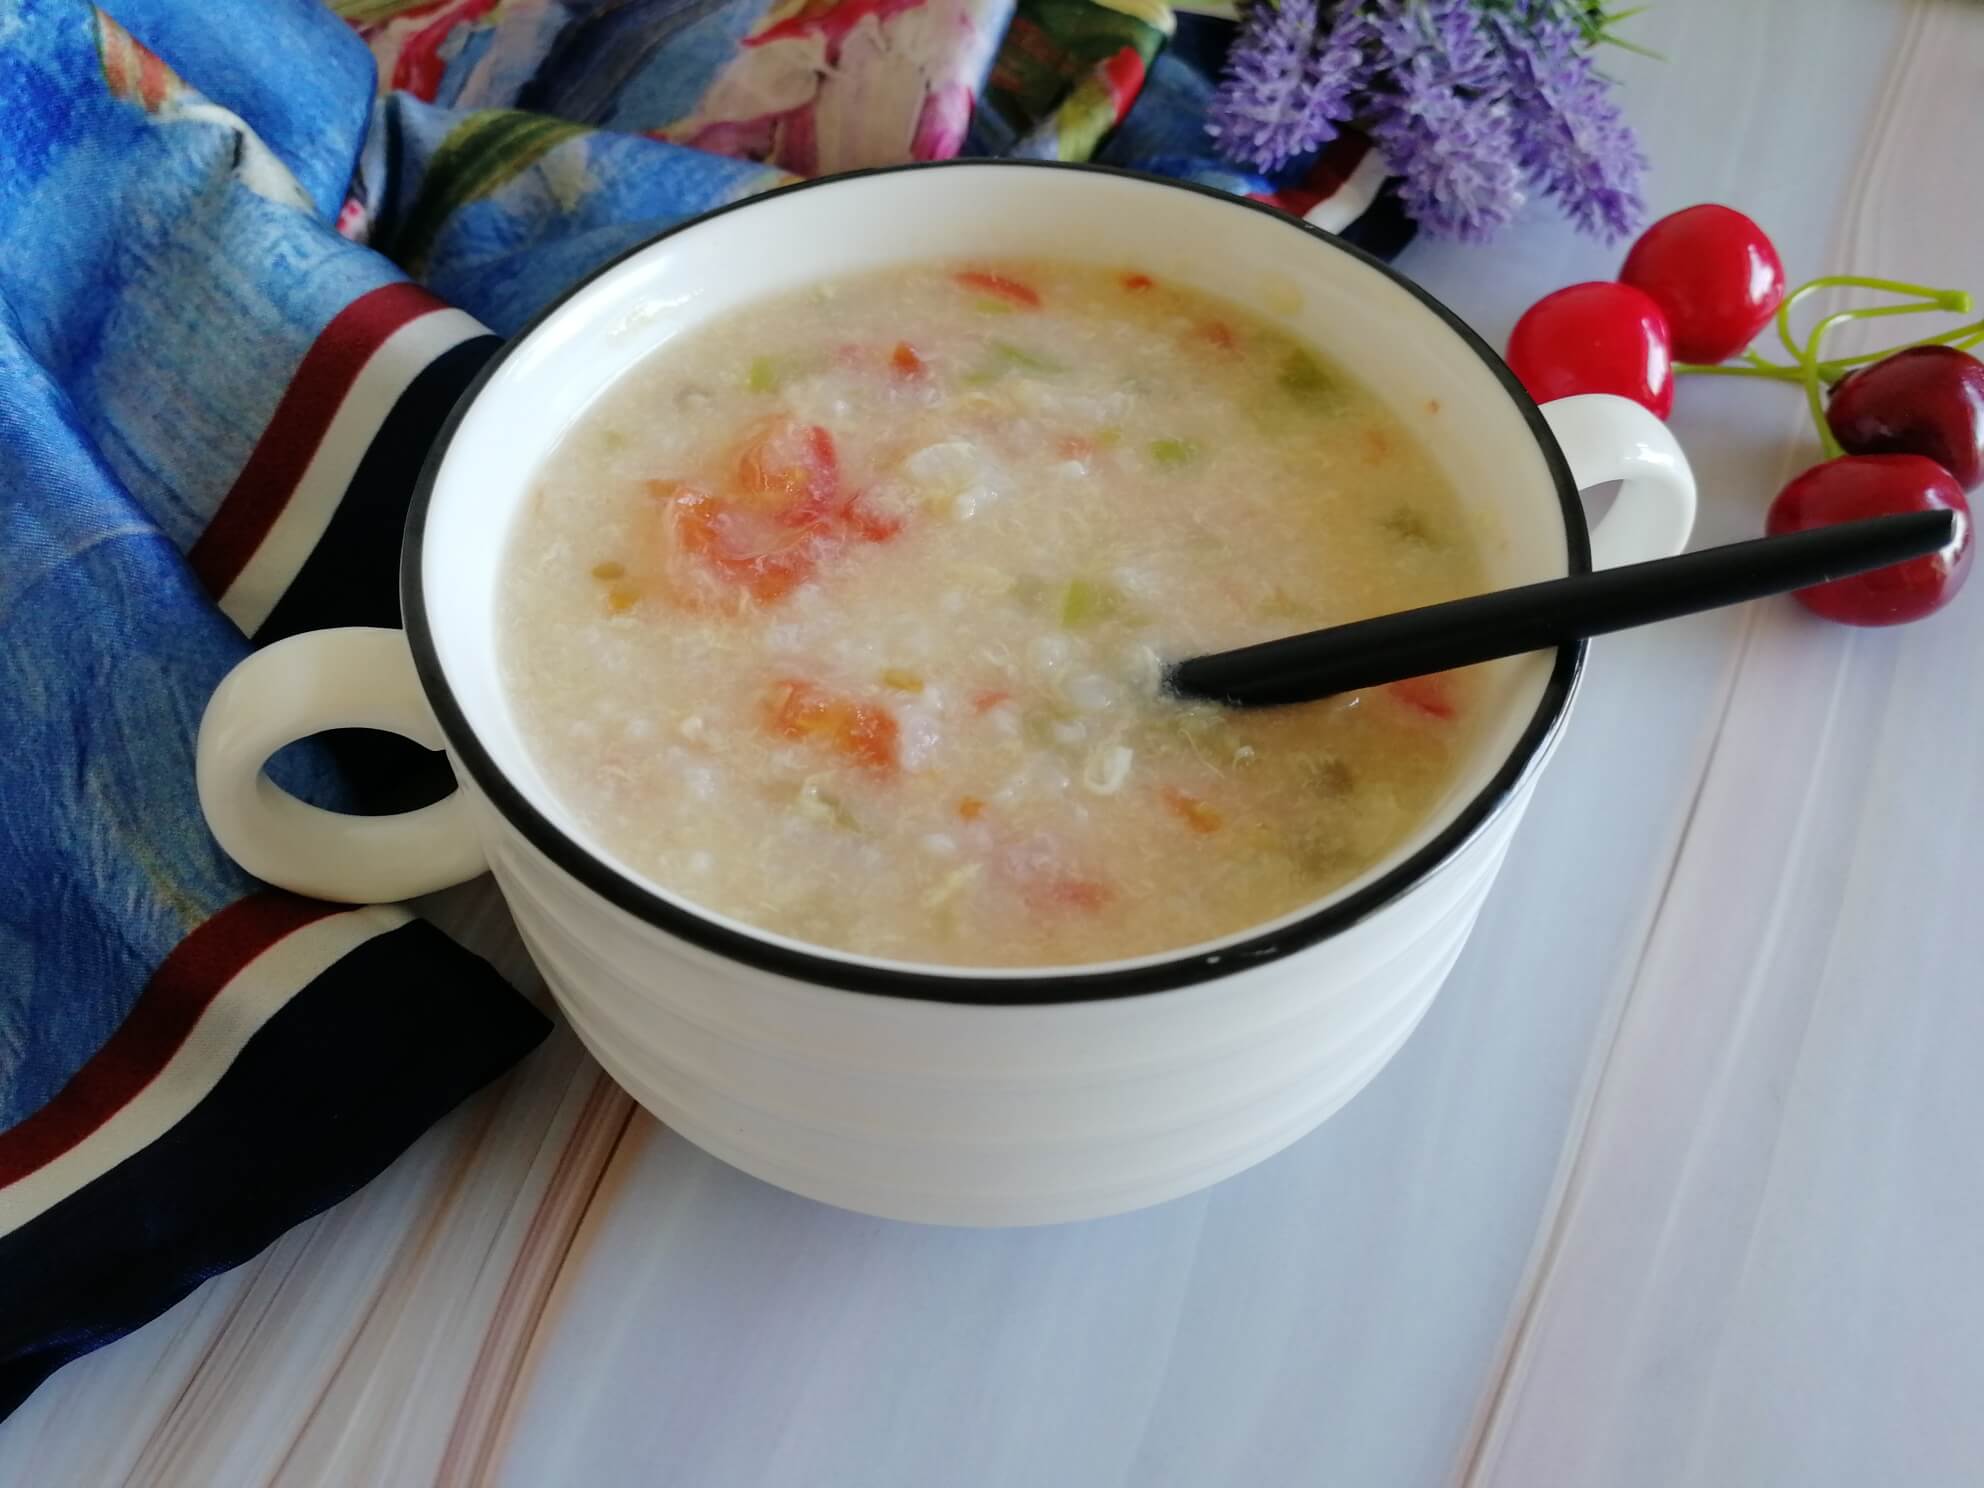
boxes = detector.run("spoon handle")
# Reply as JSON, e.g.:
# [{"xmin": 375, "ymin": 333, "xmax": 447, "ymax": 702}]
[{"xmin": 1168, "ymin": 509, "xmax": 1960, "ymax": 708}]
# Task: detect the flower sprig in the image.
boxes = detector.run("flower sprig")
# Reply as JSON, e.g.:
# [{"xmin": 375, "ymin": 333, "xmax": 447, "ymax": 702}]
[
  {"xmin": 1208, "ymin": 0, "xmax": 1650, "ymax": 243},
  {"xmin": 1525, "ymin": 1, "xmax": 1661, "ymax": 56}
]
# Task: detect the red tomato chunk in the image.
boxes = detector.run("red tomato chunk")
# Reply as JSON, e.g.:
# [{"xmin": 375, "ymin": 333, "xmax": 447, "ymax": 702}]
[
  {"xmin": 663, "ymin": 485, "xmax": 816, "ymax": 606},
  {"xmin": 1160, "ymin": 787, "xmax": 1223, "ymax": 834},
  {"xmin": 765, "ymin": 680, "xmax": 901, "ymax": 773},
  {"xmin": 953, "ymin": 270, "xmax": 1041, "ymax": 309},
  {"xmin": 1025, "ymin": 874, "xmax": 1113, "ymax": 913},
  {"xmin": 1387, "ymin": 674, "xmax": 1457, "ymax": 720},
  {"xmin": 655, "ymin": 418, "xmax": 904, "ymax": 607}
]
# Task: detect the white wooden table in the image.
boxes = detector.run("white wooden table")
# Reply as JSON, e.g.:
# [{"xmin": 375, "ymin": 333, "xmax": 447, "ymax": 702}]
[{"xmin": 7, "ymin": 2, "xmax": 1981, "ymax": 1481}]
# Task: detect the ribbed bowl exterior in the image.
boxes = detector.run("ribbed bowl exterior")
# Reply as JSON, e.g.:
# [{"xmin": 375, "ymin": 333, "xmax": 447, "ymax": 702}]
[{"xmin": 465, "ymin": 770, "xmax": 1530, "ymax": 1227}]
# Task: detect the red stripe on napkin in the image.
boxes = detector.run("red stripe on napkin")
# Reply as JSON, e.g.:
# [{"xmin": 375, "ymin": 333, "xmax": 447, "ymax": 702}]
[
  {"xmin": 0, "ymin": 894, "xmax": 342, "ymax": 1186},
  {"xmin": 189, "ymin": 281, "xmax": 453, "ymax": 599},
  {"xmin": 1247, "ymin": 133, "xmax": 1371, "ymax": 219}
]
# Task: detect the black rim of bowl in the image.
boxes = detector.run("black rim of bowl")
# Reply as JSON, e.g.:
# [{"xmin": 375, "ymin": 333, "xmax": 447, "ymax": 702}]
[{"xmin": 402, "ymin": 158, "xmax": 1589, "ymax": 1006}]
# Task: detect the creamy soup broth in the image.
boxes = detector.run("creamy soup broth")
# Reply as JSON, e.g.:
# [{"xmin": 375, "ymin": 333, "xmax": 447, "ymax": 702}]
[{"xmin": 498, "ymin": 260, "xmax": 1495, "ymax": 966}]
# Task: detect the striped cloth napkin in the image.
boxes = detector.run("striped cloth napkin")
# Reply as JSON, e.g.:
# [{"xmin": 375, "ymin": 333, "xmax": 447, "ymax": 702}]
[{"xmin": 0, "ymin": 0, "xmax": 1404, "ymax": 1417}]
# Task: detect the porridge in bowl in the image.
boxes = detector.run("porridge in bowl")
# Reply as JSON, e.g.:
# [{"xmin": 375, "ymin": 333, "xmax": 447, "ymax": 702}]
[{"xmin": 499, "ymin": 260, "xmax": 1496, "ymax": 966}]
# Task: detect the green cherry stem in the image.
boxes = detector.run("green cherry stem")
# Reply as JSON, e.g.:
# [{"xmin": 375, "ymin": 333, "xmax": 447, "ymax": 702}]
[
  {"xmin": 1802, "ymin": 316, "xmax": 1845, "ymax": 459},
  {"xmin": 1677, "ymin": 277, "xmax": 1979, "ymax": 385},
  {"xmin": 1807, "ymin": 316, "xmax": 1984, "ymax": 375},
  {"xmin": 1676, "ymin": 316, "xmax": 1984, "ymax": 380},
  {"xmin": 1771, "ymin": 274, "xmax": 1970, "ymax": 361}
]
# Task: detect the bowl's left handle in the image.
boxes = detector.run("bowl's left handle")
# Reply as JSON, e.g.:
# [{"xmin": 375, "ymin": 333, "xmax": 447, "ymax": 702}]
[{"xmin": 197, "ymin": 626, "xmax": 489, "ymax": 903}]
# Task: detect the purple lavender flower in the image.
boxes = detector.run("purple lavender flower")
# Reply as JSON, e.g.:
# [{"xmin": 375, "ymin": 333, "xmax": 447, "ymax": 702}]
[
  {"xmin": 1204, "ymin": 0, "xmax": 1649, "ymax": 244},
  {"xmin": 1209, "ymin": 0, "xmax": 1369, "ymax": 172},
  {"xmin": 1492, "ymin": 7, "xmax": 1647, "ymax": 240},
  {"xmin": 1361, "ymin": 0, "xmax": 1524, "ymax": 240},
  {"xmin": 1302, "ymin": 5, "xmax": 1378, "ymax": 144},
  {"xmin": 1367, "ymin": 0, "xmax": 1496, "ymax": 90},
  {"xmin": 1370, "ymin": 82, "xmax": 1522, "ymax": 235}
]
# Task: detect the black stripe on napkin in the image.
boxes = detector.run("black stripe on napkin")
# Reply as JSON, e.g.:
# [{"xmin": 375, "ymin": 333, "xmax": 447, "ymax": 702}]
[
  {"xmin": 0, "ymin": 919, "xmax": 548, "ymax": 1421},
  {"xmin": 258, "ymin": 332, "xmax": 501, "ymax": 809}
]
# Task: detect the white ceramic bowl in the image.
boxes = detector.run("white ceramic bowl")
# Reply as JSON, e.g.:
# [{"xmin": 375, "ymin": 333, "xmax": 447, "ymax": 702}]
[{"xmin": 198, "ymin": 162, "xmax": 1694, "ymax": 1226}]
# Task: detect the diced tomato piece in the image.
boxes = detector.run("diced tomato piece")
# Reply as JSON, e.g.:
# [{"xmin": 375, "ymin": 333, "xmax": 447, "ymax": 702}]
[
  {"xmin": 1199, "ymin": 321, "xmax": 1237, "ymax": 350},
  {"xmin": 953, "ymin": 270, "xmax": 1041, "ymax": 309},
  {"xmin": 838, "ymin": 706, "xmax": 899, "ymax": 772},
  {"xmin": 664, "ymin": 485, "xmax": 722, "ymax": 552},
  {"xmin": 1054, "ymin": 435, "xmax": 1096, "ymax": 461},
  {"xmin": 726, "ymin": 548, "xmax": 814, "ymax": 605},
  {"xmin": 1160, "ymin": 786, "xmax": 1224, "ymax": 834},
  {"xmin": 890, "ymin": 341, "xmax": 926, "ymax": 379},
  {"xmin": 656, "ymin": 418, "xmax": 908, "ymax": 610},
  {"xmin": 957, "ymin": 796, "xmax": 985, "ymax": 821},
  {"xmin": 1030, "ymin": 875, "xmax": 1112, "ymax": 912},
  {"xmin": 842, "ymin": 493, "xmax": 904, "ymax": 543},
  {"xmin": 1388, "ymin": 674, "xmax": 1457, "ymax": 720},
  {"xmin": 669, "ymin": 488, "xmax": 817, "ymax": 605},
  {"xmin": 971, "ymin": 689, "xmax": 1012, "ymax": 713},
  {"xmin": 737, "ymin": 417, "xmax": 840, "ymax": 518},
  {"xmin": 765, "ymin": 680, "xmax": 900, "ymax": 773},
  {"xmin": 1120, "ymin": 272, "xmax": 1154, "ymax": 291}
]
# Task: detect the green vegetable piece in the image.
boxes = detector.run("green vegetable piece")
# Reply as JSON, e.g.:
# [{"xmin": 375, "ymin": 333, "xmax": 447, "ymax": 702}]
[
  {"xmin": 969, "ymin": 297, "xmax": 1017, "ymax": 316},
  {"xmin": 746, "ymin": 355, "xmax": 781, "ymax": 394},
  {"xmin": 1295, "ymin": 754, "xmax": 1355, "ymax": 797},
  {"xmin": 1061, "ymin": 577, "xmax": 1125, "ymax": 628},
  {"xmin": 1382, "ymin": 507, "xmax": 1441, "ymax": 546},
  {"xmin": 1010, "ymin": 575, "xmax": 1051, "ymax": 611},
  {"xmin": 989, "ymin": 340, "xmax": 1064, "ymax": 374},
  {"xmin": 963, "ymin": 341, "xmax": 1065, "ymax": 384},
  {"xmin": 1149, "ymin": 437, "xmax": 1200, "ymax": 467},
  {"xmin": 1278, "ymin": 349, "xmax": 1344, "ymax": 404},
  {"xmin": 795, "ymin": 779, "xmax": 862, "ymax": 832}
]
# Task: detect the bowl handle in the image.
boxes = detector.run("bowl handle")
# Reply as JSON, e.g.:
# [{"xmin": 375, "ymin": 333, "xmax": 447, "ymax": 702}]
[
  {"xmin": 196, "ymin": 626, "xmax": 488, "ymax": 903},
  {"xmin": 1541, "ymin": 393, "xmax": 1698, "ymax": 569}
]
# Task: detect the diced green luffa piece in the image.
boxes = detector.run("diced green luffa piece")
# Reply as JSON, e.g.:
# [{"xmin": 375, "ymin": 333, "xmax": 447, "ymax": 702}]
[
  {"xmin": 1279, "ymin": 349, "xmax": 1332, "ymax": 391},
  {"xmin": 1061, "ymin": 577, "xmax": 1125, "ymax": 627}
]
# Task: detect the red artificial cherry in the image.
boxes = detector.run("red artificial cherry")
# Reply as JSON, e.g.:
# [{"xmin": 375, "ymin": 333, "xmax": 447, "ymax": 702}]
[
  {"xmin": 1826, "ymin": 344, "xmax": 1984, "ymax": 491},
  {"xmin": 1620, "ymin": 204, "xmax": 1786, "ymax": 364},
  {"xmin": 1766, "ymin": 454, "xmax": 1972, "ymax": 625},
  {"xmin": 1506, "ymin": 282, "xmax": 1674, "ymax": 418}
]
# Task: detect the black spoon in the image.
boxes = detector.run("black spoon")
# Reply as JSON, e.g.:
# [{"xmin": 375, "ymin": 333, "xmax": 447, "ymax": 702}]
[{"xmin": 1167, "ymin": 509, "xmax": 1961, "ymax": 709}]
